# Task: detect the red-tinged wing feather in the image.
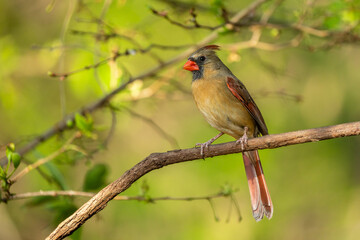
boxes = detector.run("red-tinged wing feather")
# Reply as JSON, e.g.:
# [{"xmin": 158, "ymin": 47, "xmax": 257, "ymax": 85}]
[{"xmin": 226, "ymin": 76, "xmax": 268, "ymax": 136}]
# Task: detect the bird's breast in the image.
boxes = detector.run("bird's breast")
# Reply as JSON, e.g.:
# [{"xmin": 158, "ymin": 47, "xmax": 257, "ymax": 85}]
[{"xmin": 191, "ymin": 78, "xmax": 256, "ymax": 139}]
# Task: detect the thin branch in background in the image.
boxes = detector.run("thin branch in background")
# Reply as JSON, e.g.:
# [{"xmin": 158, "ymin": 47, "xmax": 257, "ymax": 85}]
[
  {"xmin": 48, "ymin": 49, "xmax": 130, "ymax": 79},
  {"xmin": 57, "ymin": 0, "xmax": 77, "ymax": 119},
  {"xmin": 152, "ymin": 75, "xmax": 192, "ymax": 96},
  {"xmin": 296, "ymin": 0, "xmax": 316, "ymax": 25},
  {"xmin": 71, "ymin": 30, "xmax": 190, "ymax": 52},
  {"xmin": 207, "ymin": 198, "xmax": 220, "ymax": 221},
  {"xmin": 225, "ymin": 196, "xmax": 233, "ymax": 222},
  {"xmin": 231, "ymin": 193, "xmax": 243, "ymax": 222},
  {"xmin": 225, "ymin": 33, "xmax": 304, "ymax": 51},
  {"xmin": 93, "ymin": 0, "xmax": 116, "ymax": 93},
  {"xmin": 157, "ymin": 0, "xmax": 211, "ymax": 12},
  {"xmin": 10, "ymin": 132, "xmax": 82, "ymax": 184},
  {"xmin": 3, "ymin": 189, "xmax": 236, "ymax": 204},
  {"xmin": 76, "ymin": 3, "xmax": 165, "ymax": 64},
  {"xmin": 312, "ymin": 31, "xmax": 360, "ymax": 51},
  {"xmin": 242, "ymin": 0, "xmax": 282, "ymax": 47},
  {"xmin": 102, "ymin": 108, "xmax": 117, "ymax": 148},
  {"xmin": 48, "ymin": 43, "xmax": 190, "ymax": 79},
  {"xmin": 31, "ymin": 44, "xmax": 103, "ymax": 56},
  {"xmin": 260, "ymin": 0, "xmax": 284, "ymax": 24},
  {"xmin": 150, "ymin": 7, "xmax": 222, "ymax": 30},
  {"xmin": 255, "ymin": 88, "xmax": 303, "ymax": 102},
  {"xmin": 124, "ymin": 107, "xmax": 179, "ymax": 149}
]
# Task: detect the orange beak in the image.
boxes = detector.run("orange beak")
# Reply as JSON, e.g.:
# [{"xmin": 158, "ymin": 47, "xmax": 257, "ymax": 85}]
[{"xmin": 183, "ymin": 60, "xmax": 199, "ymax": 71}]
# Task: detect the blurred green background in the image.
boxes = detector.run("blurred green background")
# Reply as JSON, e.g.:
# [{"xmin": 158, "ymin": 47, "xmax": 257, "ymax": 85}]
[{"xmin": 0, "ymin": 0, "xmax": 360, "ymax": 239}]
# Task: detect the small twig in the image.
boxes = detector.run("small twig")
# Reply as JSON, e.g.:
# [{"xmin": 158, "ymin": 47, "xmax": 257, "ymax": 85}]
[
  {"xmin": 207, "ymin": 198, "xmax": 219, "ymax": 221},
  {"xmin": 10, "ymin": 132, "xmax": 81, "ymax": 184},
  {"xmin": 226, "ymin": 33, "xmax": 304, "ymax": 51},
  {"xmin": 48, "ymin": 43, "xmax": 189, "ymax": 79},
  {"xmin": 48, "ymin": 49, "xmax": 137, "ymax": 79},
  {"xmin": 102, "ymin": 108, "xmax": 117, "ymax": 148},
  {"xmin": 255, "ymin": 88, "xmax": 303, "ymax": 102},
  {"xmin": 71, "ymin": 29, "xmax": 137, "ymax": 43},
  {"xmin": 231, "ymin": 193, "xmax": 242, "ymax": 222},
  {"xmin": 124, "ymin": 108, "xmax": 179, "ymax": 148},
  {"xmin": 150, "ymin": 8, "xmax": 221, "ymax": 30}
]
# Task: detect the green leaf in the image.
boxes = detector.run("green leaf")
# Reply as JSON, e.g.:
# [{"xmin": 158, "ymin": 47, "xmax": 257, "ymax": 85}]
[
  {"xmin": 221, "ymin": 183, "xmax": 233, "ymax": 196},
  {"xmin": 139, "ymin": 180, "xmax": 153, "ymax": 202},
  {"xmin": 5, "ymin": 144, "xmax": 15, "ymax": 162},
  {"xmin": 210, "ymin": 0, "xmax": 224, "ymax": 12},
  {"xmin": 0, "ymin": 166, "xmax": 6, "ymax": 179},
  {"xmin": 270, "ymin": 28, "xmax": 280, "ymax": 38},
  {"xmin": 44, "ymin": 162, "xmax": 68, "ymax": 190},
  {"xmin": 341, "ymin": 10, "xmax": 359, "ymax": 26},
  {"xmin": 324, "ymin": 16, "xmax": 341, "ymax": 29},
  {"xmin": 83, "ymin": 164, "xmax": 109, "ymax": 191},
  {"xmin": 1, "ymin": 180, "xmax": 8, "ymax": 190},
  {"xmin": 66, "ymin": 119, "xmax": 74, "ymax": 128},
  {"xmin": 7, "ymin": 143, "xmax": 15, "ymax": 151},
  {"xmin": 74, "ymin": 113, "xmax": 94, "ymax": 137},
  {"xmin": 12, "ymin": 153, "xmax": 21, "ymax": 169}
]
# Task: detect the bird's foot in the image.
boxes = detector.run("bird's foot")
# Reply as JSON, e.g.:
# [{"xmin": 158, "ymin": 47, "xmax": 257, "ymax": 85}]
[
  {"xmin": 195, "ymin": 141, "xmax": 212, "ymax": 158},
  {"xmin": 236, "ymin": 127, "xmax": 248, "ymax": 151},
  {"xmin": 196, "ymin": 132, "xmax": 224, "ymax": 158}
]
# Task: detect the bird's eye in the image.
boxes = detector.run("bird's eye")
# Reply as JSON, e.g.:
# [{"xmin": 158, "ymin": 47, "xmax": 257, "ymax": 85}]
[{"xmin": 199, "ymin": 56, "xmax": 206, "ymax": 61}]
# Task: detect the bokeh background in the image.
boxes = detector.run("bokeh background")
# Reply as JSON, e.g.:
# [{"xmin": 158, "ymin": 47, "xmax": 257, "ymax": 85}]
[{"xmin": 0, "ymin": 0, "xmax": 360, "ymax": 239}]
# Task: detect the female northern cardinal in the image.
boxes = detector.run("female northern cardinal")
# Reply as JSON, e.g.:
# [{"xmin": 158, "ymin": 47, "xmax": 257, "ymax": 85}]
[{"xmin": 183, "ymin": 45, "xmax": 273, "ymax": 221}]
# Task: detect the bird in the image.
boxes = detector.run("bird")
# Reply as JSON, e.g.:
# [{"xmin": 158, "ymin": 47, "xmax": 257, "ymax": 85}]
[{"xmin": 183, "ymin": 45, "xmax": 273, "ymax": 221}]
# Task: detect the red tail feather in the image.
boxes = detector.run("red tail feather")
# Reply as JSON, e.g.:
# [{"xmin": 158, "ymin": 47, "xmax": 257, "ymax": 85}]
[{"xmin": 242, "ymin": 151, "xmax": 273, "ymax": 221}]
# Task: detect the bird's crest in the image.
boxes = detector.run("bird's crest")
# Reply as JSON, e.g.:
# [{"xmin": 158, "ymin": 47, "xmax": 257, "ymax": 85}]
[
  {"xmin": 192, "ymin": 45, "xmax": 220, "ymax": 56},
  {"xmin": 203, "ymin": 45, "xmax": 220, "ymax": 50}
]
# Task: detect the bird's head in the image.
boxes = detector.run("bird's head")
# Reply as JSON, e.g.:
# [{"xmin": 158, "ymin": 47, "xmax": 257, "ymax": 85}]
[{"xmin": 183, "ymin": 45, "xmax": 221, "ymax": 81}]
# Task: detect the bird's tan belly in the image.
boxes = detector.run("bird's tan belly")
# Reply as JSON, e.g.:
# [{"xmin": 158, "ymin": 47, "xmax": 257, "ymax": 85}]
[{"xmin": 192, "ymin": 79, "xmax": 255, "ymax": 139}]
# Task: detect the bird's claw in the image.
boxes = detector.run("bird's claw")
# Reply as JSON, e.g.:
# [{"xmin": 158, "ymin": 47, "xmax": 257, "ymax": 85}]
[
  {"xmin": 196, "ymin": 141, "xmax": 211, "ymax": 158},
  {"xmin": 196, "ymin": 132, "xmax": 224, "ymax": 158},
  {"xmin": 236, "ymin": 127, "xmax": 248, "ymax": 151},
  {"xmin": 196, "ymin": 139, "xmax": 213, "ymax": 158}
]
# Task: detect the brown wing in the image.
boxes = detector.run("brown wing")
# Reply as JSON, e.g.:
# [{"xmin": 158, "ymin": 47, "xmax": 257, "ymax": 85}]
[{"xmin": 226, "ymin": 76, "xmax": 268, "ymax": 136}]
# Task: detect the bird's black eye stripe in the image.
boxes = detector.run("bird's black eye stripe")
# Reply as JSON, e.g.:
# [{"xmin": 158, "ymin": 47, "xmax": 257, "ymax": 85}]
[{"xmin": 199, "ymin": 56, "xmax": 206, "ymax": 61}]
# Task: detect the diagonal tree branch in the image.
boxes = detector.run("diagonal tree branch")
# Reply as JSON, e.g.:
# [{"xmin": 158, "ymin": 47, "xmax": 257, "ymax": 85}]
[{"xmin": 46, "ymin": 121, "xmax": 360, "ymax": 240}]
